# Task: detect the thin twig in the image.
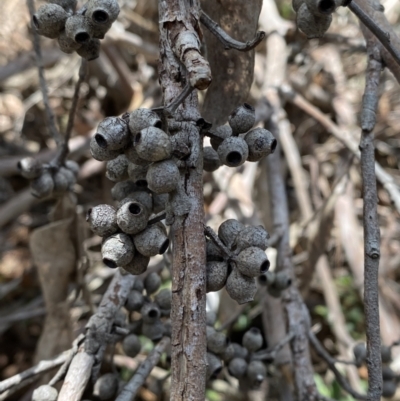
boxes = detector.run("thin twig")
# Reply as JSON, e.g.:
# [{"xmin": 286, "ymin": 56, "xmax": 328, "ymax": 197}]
[
  {"xmin": 26, "ymin": 0, "xmax": 60, "ymax": 144},
  {"xmin": 200, "ymin": 11, "xmax": 265, "ymax": 51},
  {"xmin": 148, "ymin": 211, "xmax": 167, "ymax": 225},
  {"xmin": 116, "ymin": 337, "xmax": 170, "ymax": 401},
  {"xmin": 252, "ymin": 332, "xmax": 295, "ymax": 362}
]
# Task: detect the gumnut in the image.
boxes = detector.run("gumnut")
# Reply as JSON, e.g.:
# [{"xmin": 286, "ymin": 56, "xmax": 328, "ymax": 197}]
[
  {"xmin": 122, "ymin": 252, "xmax": 150, "ymax": 275},
  {"xmin": 236, "ymin": 247, "xmax": 270, "ymax": 278},
  {"xmin": 86, "ymin": 204, "xmax": 118, "ymax": 237},
  {"xmin": 31, "ymin": 171, "xmax": 54, "ymax": 198},
  {"xmin": 134, "ymin": 127, "xmax": 172, "ymax": 162},
  {"xmin": 129, "ymin": 108, "xmax": 162, "ymax": 134},
  {"xmin": 382, "ymin": 380, "xmax": 397, "ymax": 398},
  {"xmin": 77, "ymin": 38, "xmax": 101, "ymax": 60},
  {"xmin": 218, "ymin": 219, "xmax": 244, "ymax": 249},
  {"xmin": 18, "ymin": 157, "xmax": 42, "ymax": 179},
  {"xmin": 90, "ymin": 136, "xmax": 121, "ymax": 161},
  {"xmin": 246, "ymin": 361, "xmax": 267, "ymax": 387},
  {"xmin": 58, "ymin": 30, "xmax": 82, "ymax": 54},
  {"xmin": 144, "ymin": 272, "xmax": 161, "ymax": 295},
  {"xmin": 210, "ymin": 125, "xmax": 232, "ymax": 151},
  {"xmin": 155, "ymin": 288, "xmax": 172, "ymax": 312},
  {"xmin": 122, "ymin": 334, "xmax": 141, "ymax": 358},
  {"xmin": 226, "ymin": 268, "xmax": 257, "ymax": 304},
  {"xmin": 228, "ymin": 357, "xmax": 248, "ymax": 378},
  {"xmin": 117, "ymin": 200, "xmax": 149, "ymax": 234},
  {"xmin": 242, "ymin": 327, "xmax": 263, "ymax": 352},
  {"xmin": 127, "ymin": 163, "xmax": 149, "ymax": 188},
  {"xmin": 95, "ymin": 117, "xmax": 130, "ymax": 151},
  {"xmin": 146, "ymin": 159, "xmax": 180, "ymax": 194},
  {"xmin": 233, "ymin": 225, "xmax": 269, "ymax": 253},
  {"xmin": 140, "ymin": 302, "xmax": 161, "ymax": 324},
  {"xmin": 203, "ymin": 146, "xmax": 221, "ymax": 172},
  {"xmin": 206, "ymin": 261, "xmax": 228, "ymax": 292},
  {"xmin": 228, "ymin": 103, "xmax": 255, "ymax": 135},
  {"xmin": 297, "ymin": 3, "xmax": 332, "ymax": 39},
  {"xmin": 218, "ymin": 136, "xmax": 249, "ymax": 168},
  {"xmin": 133, "ymin": 223, "xmax": 169, "ymax": 257},
  {"xmin": 33, "ymin": 4, "xmax": 68, "ymax": 39},
  {"xmin": 207, "ymin": 331, "xmax": 229, "ymax": 355},
  {"xmin": 125, "ymin": 290, "xmax": 144, "ymax": 312},
  {"xmin": 207, "ymin": 352, "xmax": 223, "ymax": 380},
  {"xmin": 245, "ymin": 128, "xmax": 277, "ymax": 162},
  {"xmin": 93, "ymin": 373, "xmax": 118, "ymax": 401},
  {"xmin": 101, "ymin": 233, "xmax": 134, "ymax": 268},
  {"xmin": 106, "ymin": 155, "xmax": 129, "ymax": 182},
  {"xmin": 65, "ymin": 14, "xmax": 92, "ymax": 44},
  {"xmin": 142, "ymin": 319, "xmax": 165, "ymax": 341}
]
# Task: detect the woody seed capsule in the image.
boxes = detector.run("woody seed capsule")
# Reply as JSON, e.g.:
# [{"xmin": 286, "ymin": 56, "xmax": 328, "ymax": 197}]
[
  {"xmin": 125, "ymin": 145, "xmax": 151, "ymax": 166},
  {"xmin": 49, "ymin": 0, "xmax": 77, "ymax": 12},
  {"xmin": 297, "ymin": 3, "xmax": 332, "ymax": 39},
  {"xmin": 111, "ymin": 180, "xmax": 137, "ymax": 201},
  {"xmin": 140, "ymin": 302, "xmax": 161, "ymax": 324},
  {"xmin": 218, "ymin": 219, "xmax": 244, "ymax": 249},
  {"xmin": 382, "ymin": 380, "xmax": 397, "ymax": 398},
  {"xmin": 304, "ymin": 0, "xmax": 339, "ymax": 15},
  {"xmin": 144, "ymin": 272, "xmax": 161, "ymax": 295},
  {"xmin": 228, "ymin": 103, "xmax": 255, "ymax": 135},
  {"xmin": 233, "ymin": 225, "xmax": 269, "ymax": 252},
  {"xmin": 128, "ymin": 163, "xmax": 149, "ymax": 189},
  {"xmin": 231, "ymin": 343, "xmax": 249, "ymax": 359},
  {"xmin": 65, "ymin": 15, "xmax": 92, "ymax": 44},
  {"xmin": 152, "ymin": 193, "xmax": 168, "ymax": 213},
  {"xmin": 206, "ymin": 240, "xmax": 224, "ymax": 262},
  {"xmin": 119, "ymin": 191, "xmax": 152, "ymax": 214},
  {"xmin": 292, "ymin": 0, "xmax": 303, "ymax": 12},
  {"xmin": 129, "ymin": 109, "xmax": 162, "ymax": 134},
  {"xmin": 53, "ymin": 167, "xmax": 74, "ymax": 194},
  {"xmin": 93, "ymin": 373, "xmax": 118, "ymax": 401},
  {"xmin": 65, "ymin": 160, "xmax": 79, "ymax": 176},
  {"xmin": 122, "ymin": 252, "xmax": 150, "ymax": 275},
  {"xmin": 221, "ymin": 343, "xmax": 236, "ymax": 362},
  {"xmin": 273, "ymin": 271, "xmax": 292, "ymax": 290},
  {"xmin": 210, "ymin": 125, "xmax": 232, "ymax": 151},
  {"xmin": 146, "ymin": 159, "xmax": 180, "ymax": 194},
  {"xmin": 134, "ymin": 223, "xmax": 169, "ymax": 257},
  {"xmin": 207, "ymin": 331, "xmax": 229, "ymax": 355},
  {"xmin": 77, "ymin": 38, "xmax": 101, "ymax": 60},
  {"xmin": 218, "ymin": 136, "xmax": 249, "ymax": 168},
  {"xmin": 226, "ymin": 269, "xmax": 257, "ymax": 304},
  {"xmin": 142, "ymin": 319, "xmax": 165, "ymax": 341},
  {"xmin": 86, "ymin": 204, "xmax": 118, "ymax": 237},
  {"xmin": 117, "ymin": 200, "xmax": 149, "ymax": 234},
  {"xmin": 101, "ymin": 233, "xmax": 134, "ymax": 268},
  {"xmin": 242, "ymin": 327, "xmax": 263, "ymax": 352},
  {"xmin": 18, "ymin": 157, "xmax": 42, "ymax": 179},
  {"xmin": 30, "ymin": 172, "xmax": 54, "ymax": 198},
  {"xmin": 122, "ymin": 334, "xmax": 141, "ymax": 358},
  {"xmin": 86, "ymin": 0, "xmax": 120, "ymax": 25},
  {"xmin": 95, "ymin": 117, "xmax": 130, "ymax": 151},
  {"xmin": 206, "ymin": 261, "xmax": 228, "ymax": 293},
  {"xmin": 207, "ymin": 352, "xmax": 223, "ymax": 380},
  {"xmin": 90, "ymin": 136, "xmax": 121, "ymax": 161},
  {"xmin": 134, "ymin": 127, "xmax": 172, "ymax": 162},
  {"xmin": 32, "ymin": 385, "xmax": 58, "ymax": 401},
  {"xmin": 58, "ymin": 30, "xmax": 81, "ymax": 54},
  {"xmin": 245, "ymin": 128, "xmax": 277, "ymax": 162},
  {"xmin": 203, "ymin": 146, "xmax": 221, "ymax": 172},
  {"xmin": 258, "ymin": 271, "xmax": 275, "ymax": 286},
  {"xmin": 228, "ymin": 357, "xmax": 248, "ymax": 378},
  {"xmin": 246, "ymin": 361, "xmax": 266, "ymax": 387},
  {"xmin": 106, "ymin": 155, "xmax": 129, "ymax": 182},
  {"xmin": 125, "ymin": 290, "xmax": 144, "ymax": 312},
  {"xmin": 155, "ymin": 288, "xmax": 172, "ymax": 311},
  {"xmin": 33, "ymin": 4, "xmax": 68, "ymax": 39},
  {"xmin": 236, "ymin": 247, "xmax": 270, "ymax": 278}
]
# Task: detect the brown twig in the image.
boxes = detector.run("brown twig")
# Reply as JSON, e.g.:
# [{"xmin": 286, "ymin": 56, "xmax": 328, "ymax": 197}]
[{"xmin": 252, "ymin": 332, "xmax": 295, "ymax": 362}]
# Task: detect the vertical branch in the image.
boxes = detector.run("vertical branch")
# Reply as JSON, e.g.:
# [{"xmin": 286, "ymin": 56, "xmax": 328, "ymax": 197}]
[
  {"xmin": 26, "ymin": 0, "xmax": 61, "ymax": 145},
  {"xmin": 360, "ymin": 51, "xmax": 382, "ymax": 401}
]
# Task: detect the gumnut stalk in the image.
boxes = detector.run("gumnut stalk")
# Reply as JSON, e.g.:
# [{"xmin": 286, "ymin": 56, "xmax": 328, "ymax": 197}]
[
  {"xmin": 86, "ymin": 204, "xmax": 118, "ymax": 237},
  {"xmin": 226, "ymin": 268, "xmax": 257, "ymax": 304},
  {"xmin": 218, "ymin": 136, "xmax": 249, "ymax": 168},
  {"xmin": 101, "ymin": 233, "xmax": 134, "ymax": 268},
  {"xmin": 228, "ymin": 103, "xmax": 256, "ymax": 135},
  {"xmin": 33, "ymin": 4, "xmax": 68, "ymax": 39}
]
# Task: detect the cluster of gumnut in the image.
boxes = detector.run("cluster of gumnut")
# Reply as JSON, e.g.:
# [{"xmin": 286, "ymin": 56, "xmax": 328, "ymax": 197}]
[
  {"xmin": 32, "ymin": 0, "xmax": 120, "ymax": 60},
  {"xmin": 204, "ymin": 103, "xmax": 277, "ymax": 172},
  {"xmin": 292, "ymin": 0, "xmax": 342, "ymax": 39},
  {"xmin": 17, "ymin": 157, "xmax": 79, "ymax": 198},
  {"xmin": 206, "ymin": 219, "xmax": 271, "ymax": 304},
  {"xmin": 258, "ymin": 270, "xmax": 292, "ymax": 297},
  {"xmin": 353, "ymin": 343, "xmax": 399, "ymax": 398},
  {"xmin": 205, "ymin": 311, "xmax": 267, "ymax": 389}
]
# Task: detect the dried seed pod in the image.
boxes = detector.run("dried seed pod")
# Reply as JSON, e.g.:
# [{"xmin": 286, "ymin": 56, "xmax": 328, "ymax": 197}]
[
  {"xmin": 382, "ymin": 380, "xmax": 397, "ymax": 398},
  {"xmin": 128, "ymin": 163, "xmax": 149, "ymax": 188},
  {"xmin": 106, "ymin": 155, "xmax": 129, "ymax": 182},
  {"xmin": 140, "ymin": 302, "xmax": 161, "ymax": 324},
  {"xmin": 125, "ymin": 290, "xmax": 144, "ymax": 312},
  {"xmin": 228, "ymin": 103, "xmax": 255, "ymax": 135},
  {"xmin": 117, "ymin": 200, "xmax": 149, "ymax": 235},
  {"xmin": 65, "ymin": 14, "xmax": 92, "ymax": 45},
  {"xmin": 142, "ymin": 319, "xmax": 165, "ymax": 341},
  {"xmin": 122, "ymin": 252, "xmax": 150, "ymax": 275},
  {"xmin": 18, "ymin": 157, "xmax": 42, "ymax": 179},
  {"xmin": 206, "ymin": 240, "xmax": 224, "ymax": 262},
  {"xmin": 152, "ymin": 193, "xmax": 168, "ymax": 213},
  {"xmin": 353, "ymin": 343, "xmax": 366, "ymax": 367},
  {"xmin": 134, "ymin": 127, "xmax": 172, "ymax": 162},
  {"xmin": 210, "ymin": 125, "xmax": 232, "ymax": 151},
  {"xmin": 146, "ymin": 159, "xmax": 180, "ymax": 194},
  {"xmin": 258, "ymin": 271, "xmax": 275, "ymax": 286},
  {"xmin": 119, "ymin": 191, "xmax": 152, "ymax": 214},
  {"xmin": 90, "ymin": 136, "xmax": 121, "ymax": 161},
  {"xmin": 218, "ymin": 219, "xmax": 244, "ymax": 249},
  {"xmin": 218, "ymin": 136, "xmax": 249, "ymax": 168},
  {"xmin": 221, "ymin": 343, "xmax": 236, "ymax": 363},
  {"xmin": 86, "ymin": 204, "xmax": 118, "ymax": 237},
  {"xmin": 206, "ymin": 311, "xmax": 217, "ymax": 326},
  {"xmin": 226, "ymin": 269, "xmax": 257, "ymax": 304},
  {"xmin": 101, "ymin": 233, "xmax": 134, "ymax": 268},
  {"xmin": 242, "ymin": 328, "xmax": 263, "ymax": 352},
  {"xmin": 32, "ymin": 385, "xmax": 58, "ymax": 401},
  {"xmin": 245, "ymin": 128, "xmax": 277, "ymax": 162},
  {"xmin": 237, "ymin": 247, "xmax": 270, "ymax": 278},
  {"xmin": 49, "ymin": 0, "xmax": 77, "ymax": 12},
  {"xmin": 86, "ymin": 0, "xmax": 120, "ymax": 25},
  {"xmin": 273, "ymin": 271, "xmax": 292, "ymax": 290},
  {"xmin": 207, "ymin": 331, "xmax": 229, "ymax": 355},
  {"xmin": 125, "ymin": 145, "xmax": 151, "ymax": 166},
  {"xmin": 297, "ymin": 3, "xmax": 332, "ymax": 39},
  {"xmin": 144, "ymin": 272, "xmax": 161, "ymax": 295},
  {"xmin": 95, "ymin": 117, "xmax": 130, "ymax": 151},
  {"xmin": 164, "ymin": 320, "xmax": 172, "ymax": 337},
  {"xmin": 129, "ymin": 108, "xmax": 162, "ymax": 134},
  {"xmin": 133, "ymin": 277, "xmax": 144, "ymax": 292},
  {"xmin": 58, "ymin": 30, "xmax": 81, "ymax": 53},
  {"xmin": 292, "ymin": 0, "xmax": 303, "ymax": 12},
  {"xmin": 246, "ymin": 361, "xmax": 266, "ymax": 388},
  {"xmin": 76, "ymin": 38, "xmax": 101, "ymax": 60},
  {"xmin": 31, "ymin": 172, "xmax": 54, "ymax": 198},
  {"xmin": 233, "ymin": 225, "xmax": 269, "ymax": 252},
  {"xmin": 206, "ymin": 261, "xmax": 228, "ymax": 293},
  {"xmin": 231, "ymin": 343, "xmax": 249, "ymax": 359},
  {"xmin": 93, "ymin": 373, "xmax": 118, "ymax": 401},
  {"xmin": 383, "ymin": 366, "xmax": 396, "ymax": 381},
  {"xmin": 203, "ymin": 146, "xmax": 221, "ymax": 172},
  {"xmin": 111, "ymin": 180, "xmax": 137, "ymax": 201},
  {"xmin": 228, "ymin": 357, "xmax": 248, "ymax": 378},
  {"xmin": 122, "ymin": 334, "xmax": 141, "ymax": 358},
  {"xmin": 155, "ymin": 288, "xmax": 171, "ymax": 311},
  {"xmin": 207, "ymin": 352, "xmax": 223, "ymax": 380},
  {"xmin": 134, "ymin": 223, "xmax": 169, "ymax": 257},
  {"xmin": 33, "ymin": 4, "xmax": 68, "ymax": 39},
  {"xmin": 381, "ymin": 345, "xmax": 392, "ymax": 363},
  {"xmin": 65, "ymin": 160, "xmax": 79, "ymax": 176},
  {"xmin": 304, "ymin": 0, "xmax": 339, "ymax": 15},
  {"xmin": 52, "ymin": 167, "xmax": 72, "ymax": 194}
]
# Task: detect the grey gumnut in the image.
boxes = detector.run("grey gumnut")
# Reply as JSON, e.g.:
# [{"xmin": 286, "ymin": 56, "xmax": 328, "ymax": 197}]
[
  {"xmin": 228, "ymin": 357, "xmax": 248, "ymax": 378},
  {"xmin": 95, "ymin": 117, "xmax": 130, "ymax": 151},
  {"xmin": 33, "ymin": 4, "xmax": 68, "ymax": 39},
  {"xmin": 152, "ymin": 193, "xmax": 168, "ymax": 213},
  {"xmin": 49, "ymin": 0, "xmax": 77, "ymax": 12},
  {"xmin": 30, "ymin": 172, "xmax": 54, "ymax": 198},
  {"xmin": 140, "ymin": 302, "xmax": 161, "ymax": 323},
  {"xmin": 206, "ymin": 325, "xmax": 216, "ymax": 338},
  {"xmin": 125, "ymin": 144, "xmax": 151, "ymax": 166},
  {"xmin": 86, "ymin": 0, "xmax": 120, "ymax": 25},
  {"xmin": 226, "ymin": 269, "xmax": 257, "ymax": 304},
  {"xmin": 228, "ymin": 103, "xmax": 255, "ymax": 135},
  {"xmin": 93, "ymin": 373, "xmax": 118, "ymax": 401},
  {"xmin": 125, "ymin": 290, "xmax": 144, "ymax": 311},
  {"xmin": 18, "ymin": 157, "xmax": 42, "ymax": 179},
  {"xmin": 304, "ymin": 0, "xmax": 339, "ymax": 15},
  {"xmin": 382, "ymin": 366, "xmax": 396, "ymax": 381},
  {"xmin": 58, "ymin": 30, "xmax": 81, "ymax": 54},
  {"xmin": 77, "ymin": 38, "xmax": 101, "ymax": 60},
  {"xmin": 218, "ymin": 219, "xmax": 244, "ymax": 249},
  {"xmin": 52, "ymin": 167, "xmax": 74, "ymax": 194},
  {"xmin": 117, "ymin": 200, "xmax": 149, "ymax": 234},
  {"xmin": 206, "ymin": 311, "xmax": 217, "ymax": 326},
  {"xmin": 129, "ymin": 108, "xmax": 162, "ymax": 134},
  {"xmin": 236, "ymin": 247, "xmax": 270, "ymax": 278},
  {"xmin": 146, "ymin": 159, "xmax": 180, "ymax": 194},
  {"xmin": 132, "ymin": 277, "xmax": 144, "ymax": 292},
  {"xmin": 207, "ymin": 352, "xmax": 223, "ymax": 380},
  {"xmin": 128, "ymin": 163, "xmax": 149, "ymax": 188},
  {"xmin": 144, "ymin": 272, "xmax": 162, "ymax": 295},
  {"xmin": 101, "ymin": 233, "xmax": 134, "ymax": 268},
  {"xmin": 245, "ymin": 128, "xmax": 277, "ymax": 162},
  {"xmin": 207, "ymin": 331, "xmax": 229, "ymax": 355},
  {"xmin": 273, "ymin": 271, "xmax": 292, "ymax": 290},
  {"xmin": 382, "ymin": 380, "xmax": 397, "ymax": 398},
  {"xmin": 381, "ymin": 345, "xmax": 392, "ymax": 363},
  {"xmin": 246, "ymin": 361, "xmax": 266, "ymax": 387},
  {"xmin": 292, "ymin": 0, "xmax": 303, "ymax": 12},
  {"xmin": 296, "ymin": 3, "xmax": 332, "ymax": 39},
  {"xmin": 221, "ymin": 343, "xmax": 236, "ymax": 362},
  {"xmin": 134, "ymin": 223, "xmax": 169, "ymax": 257},
  {"xmin": 65, "ymin": 160, "xmax": 80, "ymax": 175},
  {"xmin": 210, "ymin": 125, "xmax": 232, "ymax": 151},
  {"xmin": 258, "ymin": 271, "xmax": 275, "ymax": 286},
  {"xmin": 233, "ymin": 225, "xmax": 269, "ymax": 253},
  {"xmin": 206, "ymin": 240, "xmax": 224, "ymax": 262},
  {"xmin": 218, "ymin": 136, "xmax": 249, "ymax": 168},
  {"xmin": 231, "ymin": 343, "xmax": 248, "ymax": 359},
  {"xmin": 32, "ymin": 385, "xmax": 58, "ymax": 401},
  {"xmin": 122, "ymin": 334, "xmax": 141, "ymax": 358},
  {"xmin": 65, "ymin": 14, "xmax": 92, "ymax": 44},
  {"xmin": 155, "ymin": 288, "xmax": 171, "ymax": 311},
  {"xmin": 111, "ymin": 180, "xmax": 137, "ymax": 201},
  {"xmin": 86, "ymin": 204, "xmax": 118, "ymax": 237},
  {"xmin": 90, "ymin": 136, "xmax": 121, "ymax": 161},
  {"xmin": 164, "ymin": 319, "xmax": 172, "ymax": 337},
  {"xmin": 119, "ymin": 191, "xmax": 152, "ymax": 213},
  {"xmin": 134, "ymin": 127, "xmax": 172, "ymax": 162},
  {"xmin": 242, "ymin": 327, "xmax": 263, "ymax": 352},
  {"xmin": 122, "ymin": 252, "xmax": 150, "ymax": 275},
  {"xmin": 142, "ymin": 319, "xmax": 165, "ymax": 341},
  {"xmin": 106, "ymin": 155, "xmax": 129, "ymax": 182},
  {"xmin": 206, "ymin": 261, "xmax": 228, "ymax": 293},
  {"xmin": 203, "ymin": 146, "xmax": 221, "ymax": 172}
]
